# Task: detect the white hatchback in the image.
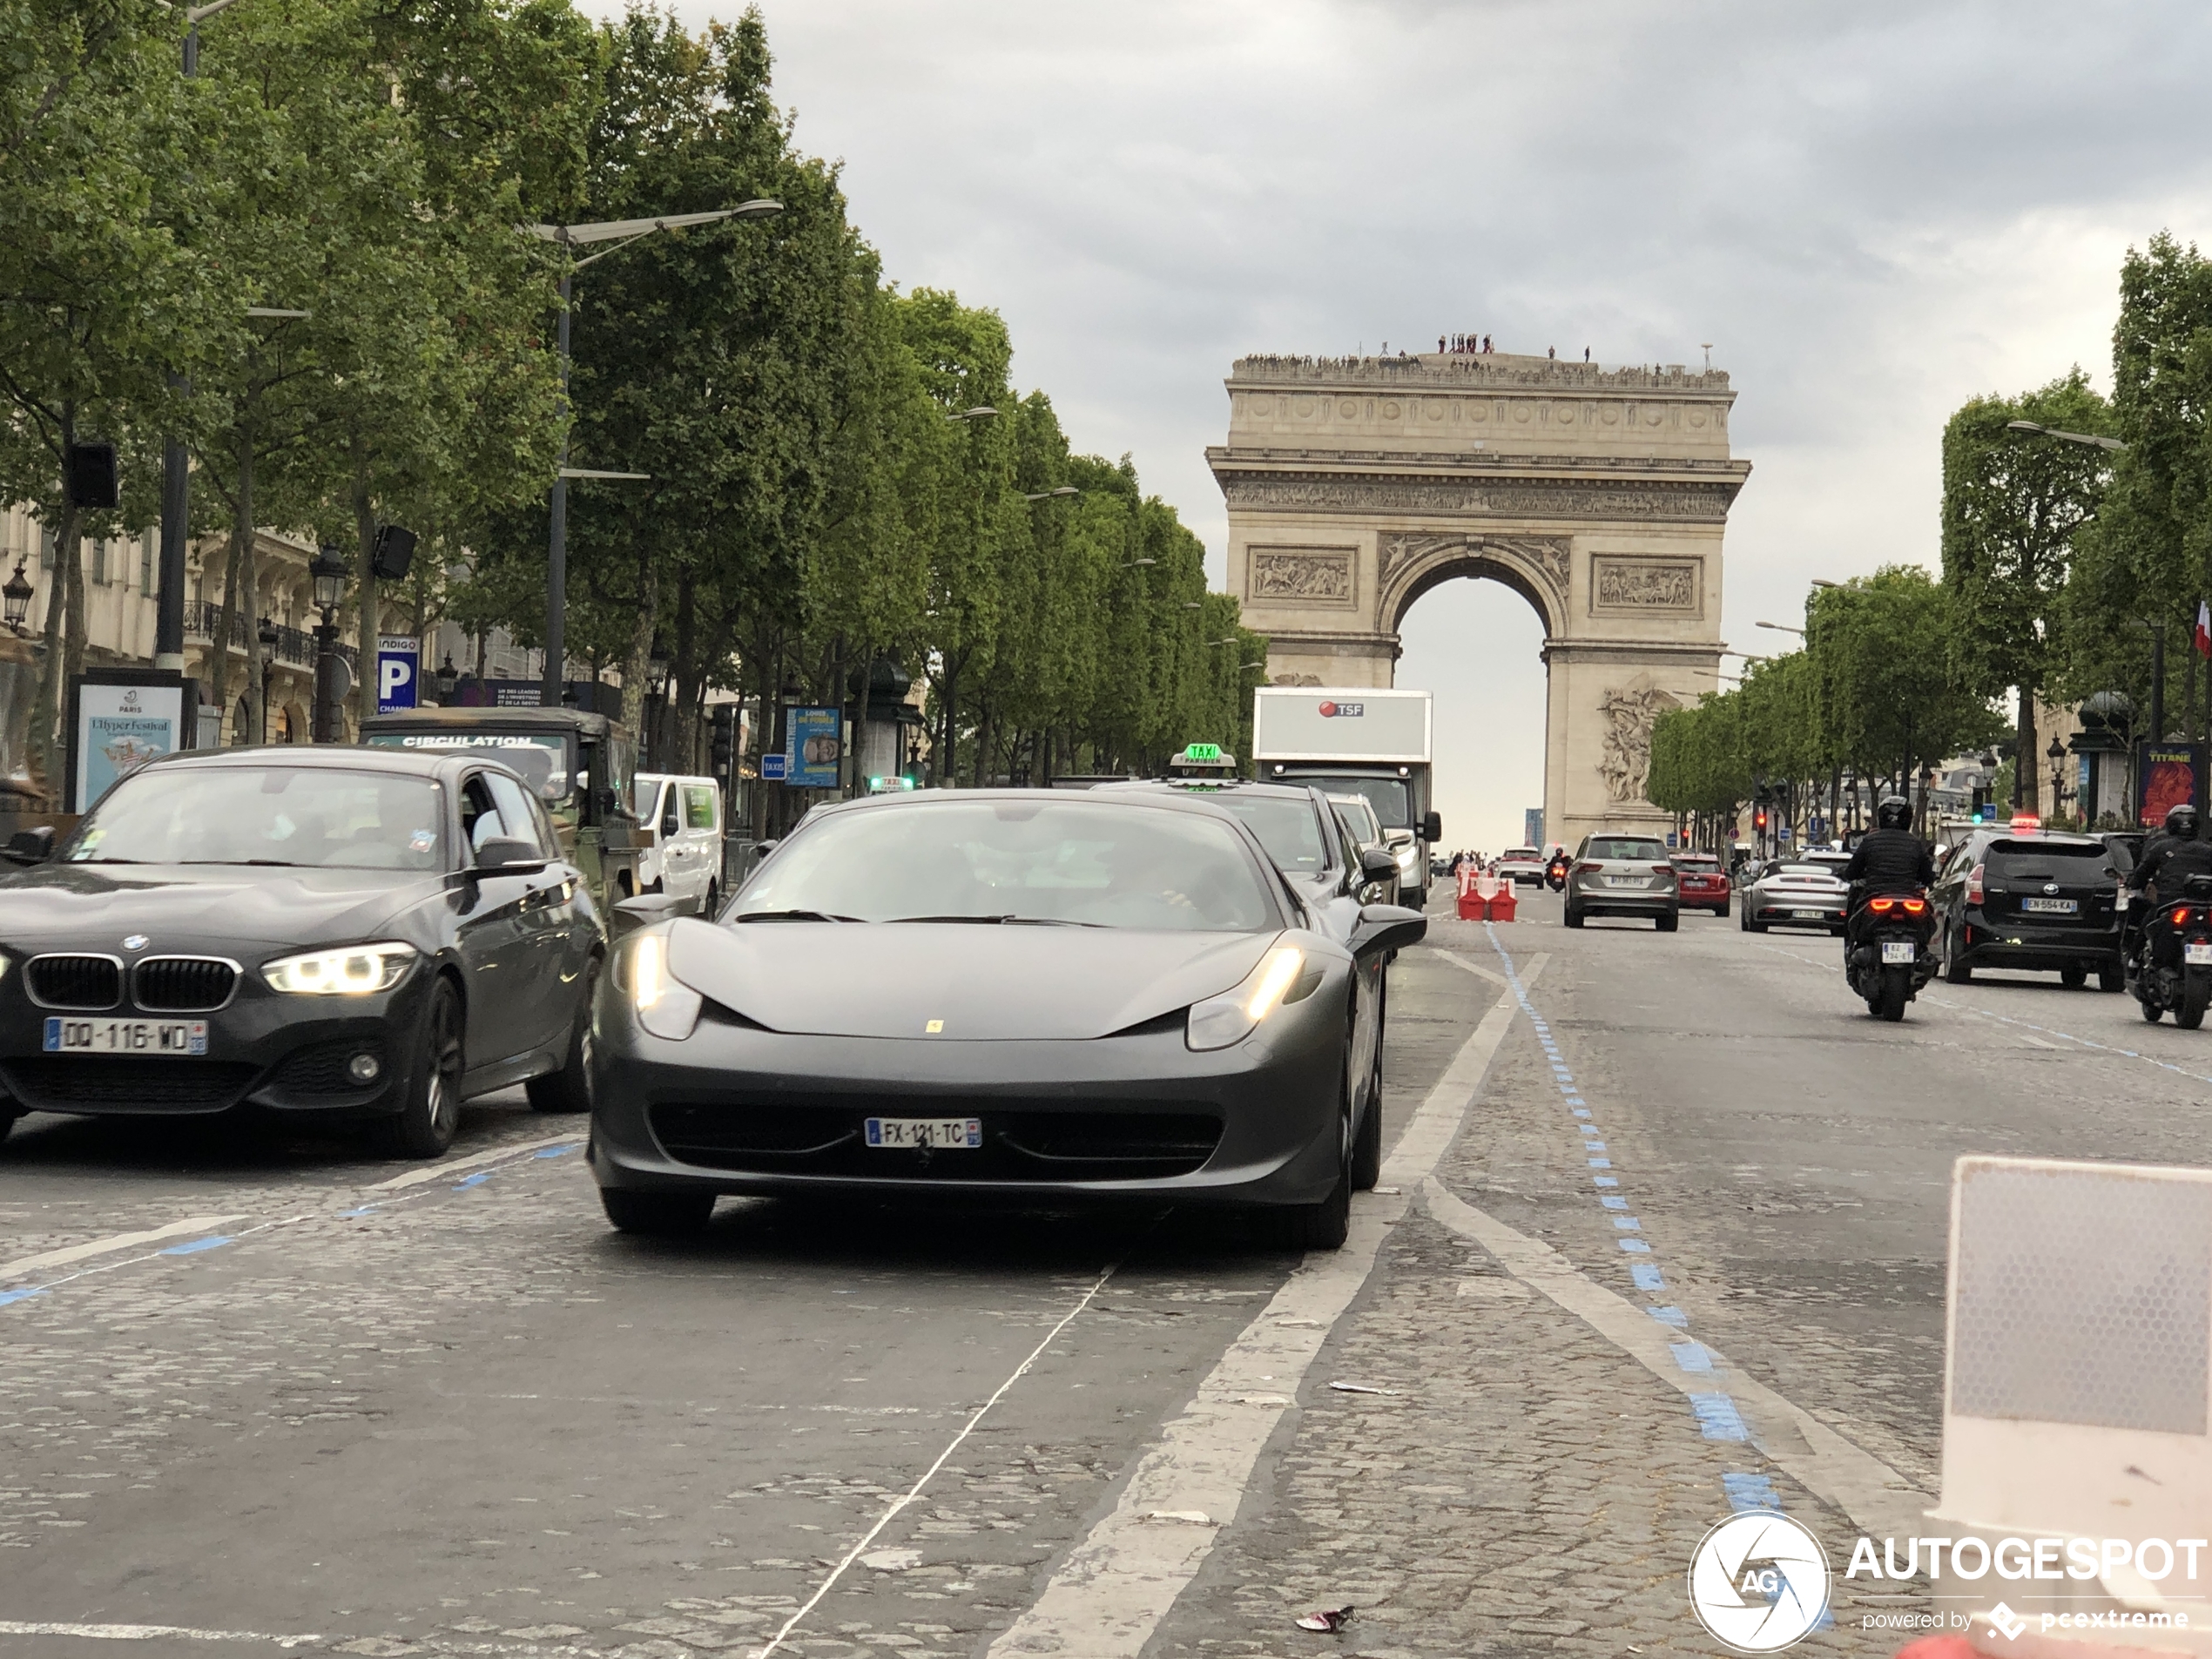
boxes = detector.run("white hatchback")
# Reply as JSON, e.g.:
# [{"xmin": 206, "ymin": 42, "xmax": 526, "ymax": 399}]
[{"xmin": 633, "ymin": 773, "xmax": 725, "ymax": 915}]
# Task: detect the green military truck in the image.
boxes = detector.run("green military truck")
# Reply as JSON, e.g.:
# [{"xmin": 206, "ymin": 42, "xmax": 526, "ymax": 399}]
[{"xmin": 358, "ymin": 706, "xmax": 643, "ymax": 914}]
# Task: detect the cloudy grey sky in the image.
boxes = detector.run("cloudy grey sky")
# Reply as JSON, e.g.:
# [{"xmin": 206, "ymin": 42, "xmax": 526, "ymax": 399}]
[{"xmin": 627, "ymin": 0, "xmax": 2212, "ymax": 849}]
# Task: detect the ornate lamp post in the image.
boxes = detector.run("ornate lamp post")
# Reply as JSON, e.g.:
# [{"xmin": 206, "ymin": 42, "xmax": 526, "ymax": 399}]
[
  {"xmin": 309, "ymin": 547, "xmax": 348, "ymax": 742},
  {"xmin": 2, "ymin": 562, "xmax": 33, "ymax": 635},
  {"xmin": 256, "ymin": 614, "xmax": 279, "ymax": 742}
]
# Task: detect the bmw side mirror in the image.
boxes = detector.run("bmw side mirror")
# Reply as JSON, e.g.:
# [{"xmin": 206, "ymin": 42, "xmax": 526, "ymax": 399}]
[
  {"xmin": 474, "ymin": 836, "xmax": 548, "ymax": 874},
  {"xmin": 4, "ymin": 826, "xmax": 53, "ymax": 865},
  {"xmin": 1352, "ymin": 902, "xmax": 1427, "ymax": 957},
  {"xmin": 1421, "ymin": 810, "xmax": 1443, "ymax": 842}
]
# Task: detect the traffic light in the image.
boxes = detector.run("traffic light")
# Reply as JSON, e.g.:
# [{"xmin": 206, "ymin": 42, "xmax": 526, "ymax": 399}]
[
  {"xmin": 710, "ymin": 705, "xmax": 736, "ymax": 770},
  {"xmin": 1754, "ymin": 806, "xmax": 1768, "ymax": 833}
]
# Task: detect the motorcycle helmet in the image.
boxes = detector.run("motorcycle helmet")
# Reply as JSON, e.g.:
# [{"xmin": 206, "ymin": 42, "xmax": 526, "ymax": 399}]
[
  {"xmin": 1875, "ymin": 796, "xmax": 1912, "ymax": 831},
  {"xmin": 2166, "ymin": 803, "xmax": 2201, "ymax": 840}
]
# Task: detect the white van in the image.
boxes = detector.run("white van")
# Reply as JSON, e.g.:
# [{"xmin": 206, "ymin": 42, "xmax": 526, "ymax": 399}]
[{"xmin": 633, "ymin": 773, "xmax": 725, "ymax": 915}]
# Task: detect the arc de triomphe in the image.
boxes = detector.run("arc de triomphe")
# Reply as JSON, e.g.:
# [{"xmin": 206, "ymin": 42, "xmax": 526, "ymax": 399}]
[{"xmin": 1210, "ymin": 351, "xmax": 1750, "ymax": 849}]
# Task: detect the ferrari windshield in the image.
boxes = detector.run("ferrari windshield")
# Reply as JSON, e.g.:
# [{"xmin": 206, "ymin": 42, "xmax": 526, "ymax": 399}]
[
  {"xmin": 735, "ymin": 799, "xmax": 1277, "ymax": 930},
  {"xmin": 66, "ymin": 766, "xmax": 446, "ymax": 870}
]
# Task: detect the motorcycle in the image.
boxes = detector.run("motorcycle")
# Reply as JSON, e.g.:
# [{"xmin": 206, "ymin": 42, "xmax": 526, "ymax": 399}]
[
  {"xmin": 2126, "ymin": 873, "xmax": 2212, "ymax": 1028},
  {"xmin": 1844, "ymin": 889, "xmax": 1937, "ymax": 1022},
  {"xmin": 1544, "ymin": 853, "xmax": 1569, "ymax": 893}
]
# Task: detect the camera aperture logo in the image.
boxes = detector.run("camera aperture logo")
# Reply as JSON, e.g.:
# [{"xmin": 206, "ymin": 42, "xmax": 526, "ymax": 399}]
[{"xmin": 1689, "ymin": 1513, "xmax": 1832, "ymax": 1653}]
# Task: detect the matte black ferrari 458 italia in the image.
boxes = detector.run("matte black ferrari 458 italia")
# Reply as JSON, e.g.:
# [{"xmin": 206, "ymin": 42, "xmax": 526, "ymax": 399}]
[
  {"xmin": 0, "ymin": 747, "xmax": 603, "ymax": 1157},
  {"xmin": 589, "ymin": 789, "xmax": 1426, "ymax": 1247}
]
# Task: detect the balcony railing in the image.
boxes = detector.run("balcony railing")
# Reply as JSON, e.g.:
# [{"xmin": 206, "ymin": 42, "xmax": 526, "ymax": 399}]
[{"xmin": 185, "ymin": 600, "xmax": 358, "ymax": 671}]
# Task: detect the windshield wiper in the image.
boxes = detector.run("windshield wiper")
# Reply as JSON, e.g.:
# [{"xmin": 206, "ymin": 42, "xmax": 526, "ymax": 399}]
[
  {"xmin": 733, "ymin": 908, "xmax": 860, "ymax": 923},
  {"xmin": 886, "ymin": 914, "xmax": 1102, "ymax": 927}
]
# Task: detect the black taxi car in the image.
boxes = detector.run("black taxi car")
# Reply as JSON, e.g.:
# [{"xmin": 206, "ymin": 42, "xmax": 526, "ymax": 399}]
[{"xmin": 1930, "ymin": 826, "xmax": 2128, "ymax": 990}]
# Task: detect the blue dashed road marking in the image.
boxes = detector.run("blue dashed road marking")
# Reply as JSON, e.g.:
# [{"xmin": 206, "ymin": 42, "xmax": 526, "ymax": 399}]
[
  {"xmin": 0, "ymin": 1286, "xmax": 47, "ymax": 1306},
  {"xmin": 453, "ymin": 1172, "xmax": 493, "ymax": 1189},
  {"xmin": 1671, "ymin": 1342, "xmax": 1716, "ymax": 1375},
  {"xmin": 158, "ymin": 1236, "xmax": 234, "ymax": 1256},
  {"xmin": 1484, "ymin": 922, "xmax": 1784, "ymax": 1509},
  {"xmin": 1690, "ymin": 1393, "xmax": 1750, "ymax": 1441},
  {"xmin": 1724, "ymin": 1472, "xmax": 1783, "ymax": 1512}
]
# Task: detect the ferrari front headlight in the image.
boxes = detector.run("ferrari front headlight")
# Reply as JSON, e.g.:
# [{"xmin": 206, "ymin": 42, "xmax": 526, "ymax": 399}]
[
  {"xmin": 624, "ymin": 931, "xmax": 702, "ymax": 1041},
  {"xmin": 262, "ymin": 941, "xmax": 418, "ymax": 995},
  {"xmin": 1186, "ymin": 944, "xmax": 1308, "ymax": 1052}
]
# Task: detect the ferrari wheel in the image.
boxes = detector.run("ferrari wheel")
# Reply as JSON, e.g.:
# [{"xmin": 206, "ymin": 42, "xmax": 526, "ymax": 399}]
[
  {"xmin": 372, "ymin": 976, "xmax": 464, "ymax": 1158},
  {"xmin": 1284, "ymin": 1063, "xmax": 1353, "ymax": 1251},
  {"xmin": 528, "ymin": 958, "xmax": 598, "ymax": 1114},
  {"xmin": 1351, "ymin": 1045, "xmax": 1383, "ymax": 1192},
  {"xmin": 601, "ymin": 1187, "xmax": 715, "ymax": 1235}
]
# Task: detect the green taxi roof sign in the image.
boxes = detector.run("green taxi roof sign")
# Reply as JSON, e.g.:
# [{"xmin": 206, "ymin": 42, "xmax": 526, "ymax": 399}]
[{"xmin": 1182, "ymin": 743, "xmax": 1223, "ymax": 763}]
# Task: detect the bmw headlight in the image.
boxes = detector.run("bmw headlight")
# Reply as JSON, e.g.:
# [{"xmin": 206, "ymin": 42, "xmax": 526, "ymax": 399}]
[
  {"xmin": 1186, "ymin": 943, "xmax": 1309, "ymax": 1052},
  {"xmin": 622, "ymin": 931, "xmax": 702, "ymax": 1042},
  {"xmin": 261, "ymin": 941, "xmax": 418, "ymax": 995}
]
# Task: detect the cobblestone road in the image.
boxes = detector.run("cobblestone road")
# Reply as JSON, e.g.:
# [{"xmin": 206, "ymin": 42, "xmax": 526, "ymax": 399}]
[{"xmin": 5, "ymin": 890, "xmax": 2202, "ymax": 1658}]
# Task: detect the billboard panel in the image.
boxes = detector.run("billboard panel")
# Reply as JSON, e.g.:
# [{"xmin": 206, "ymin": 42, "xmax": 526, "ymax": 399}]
[{"xmin": 1251, "ymin": 688, "xmax": 1431, "ymax": 762}]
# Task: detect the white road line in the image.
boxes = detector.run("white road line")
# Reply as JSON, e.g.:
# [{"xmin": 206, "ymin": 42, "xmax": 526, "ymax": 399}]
[
  {"xmin": 0, "ymin": 1622, "xmax": 321, "ymax": 1647},
  {"xmin": 0, "ymin": 1216, "xmax": 244, "ymax": 1284},
  {"xmin": 758, "ymin": 1263, "xmax": 1124, "ymax": 1659},
  {"xmin": 1421, "ymin": 1180, "xmax": 1928, "ymax": 1541},
  {"xmin": 983, "ymin": 958, "xmax": 1541, "ymax": 1659},
  {"xmin": 1430, "ymin": 948, "xmax": 1509, "ymax": 988},
  {"xmin": 361, "ymin": 1131, "xmax": 586, "ymax": 1191}
]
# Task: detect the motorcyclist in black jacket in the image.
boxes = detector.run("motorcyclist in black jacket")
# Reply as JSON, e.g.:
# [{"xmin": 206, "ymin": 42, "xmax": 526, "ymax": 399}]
[
  {"xmin": 1841, "ymin": 796, "xmax": 1934, "ymax": 956},
  {"xmin": 2125, "ymin": 804, "xmax": 2212, "ymax": 965}
]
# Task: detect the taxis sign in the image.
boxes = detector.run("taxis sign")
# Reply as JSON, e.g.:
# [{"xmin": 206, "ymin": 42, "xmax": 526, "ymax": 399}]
[{"xmin": 1182, "ymin": 744, "xmax": 1222, "ymax": 763}]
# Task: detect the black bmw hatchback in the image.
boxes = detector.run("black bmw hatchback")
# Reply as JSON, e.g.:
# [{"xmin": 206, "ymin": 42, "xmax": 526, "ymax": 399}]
[{"xmin": 0, "ymin": 747, "xmax": 603, "ymax": 1157}]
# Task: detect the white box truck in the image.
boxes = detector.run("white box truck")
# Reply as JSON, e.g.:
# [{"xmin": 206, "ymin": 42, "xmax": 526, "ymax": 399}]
[{"xmin": 1251, "ymin": 686, "xmax": 1440, "ymax": 906}]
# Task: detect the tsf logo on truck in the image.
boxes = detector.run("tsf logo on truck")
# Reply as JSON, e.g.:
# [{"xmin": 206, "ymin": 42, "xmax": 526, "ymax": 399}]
[{"xmin": 1317, "ymin": 700, "xmax": 1364, "ymax": 718}]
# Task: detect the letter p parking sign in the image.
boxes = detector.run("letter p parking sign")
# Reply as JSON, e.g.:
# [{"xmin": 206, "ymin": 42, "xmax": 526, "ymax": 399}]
[{"xmin": 376, "ymin": 636, "xmax": 420, "ymax": 713}]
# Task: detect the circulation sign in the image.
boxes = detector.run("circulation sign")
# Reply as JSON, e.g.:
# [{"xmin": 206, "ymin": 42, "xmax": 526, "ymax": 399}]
[{"xmin": 376, "ymin": 636, "xmax": 420, "ymax": 714}]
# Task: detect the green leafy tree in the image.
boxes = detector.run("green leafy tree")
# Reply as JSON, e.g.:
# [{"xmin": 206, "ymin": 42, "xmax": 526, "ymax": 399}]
[{"xmin": 1941, "ymin": 370, "xmax": 2113, "ymax": 813}]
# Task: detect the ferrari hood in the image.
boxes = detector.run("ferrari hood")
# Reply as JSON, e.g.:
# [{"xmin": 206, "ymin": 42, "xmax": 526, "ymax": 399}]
[
  {"xmin": 664, "ymin": 920, "xmax": 1280, "ymax": 1041},
  {"xmin": 0, "ymin": 863, "xmax": 441, "ymax": 951}
]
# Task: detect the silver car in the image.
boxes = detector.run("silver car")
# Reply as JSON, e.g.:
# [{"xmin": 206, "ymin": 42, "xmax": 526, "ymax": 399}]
[
  {"xmin": 1739, "ymin": 859, "xmax": 1849, "ymax": 934},
  {"xmin": 1563, "ymin": 833, "xmax": 1680, "ymax": 931}
]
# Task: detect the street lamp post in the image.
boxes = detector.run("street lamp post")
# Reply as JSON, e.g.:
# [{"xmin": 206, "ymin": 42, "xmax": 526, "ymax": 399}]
[
  {"xmin": 2048, "ymin": 736, "xmax": 2069, "ymax": 822},
  {"xmin": 157, "ymin": 0, "xmax": 266, "ymax": 678},
  {"xmin": 309, "ymin": 547, "xmax": 347, "ymax": 743},
  {"xmin": 2006, "ymin": 420, "xmax": 2128, "ymax": 454},
  {"xmin": 1756, "ymin": 620, "xmax": 1804, "ymax": 637},
  {"xmin": 255, "ymin": 614, "xmax": 278, "ymax": 742},
  {"xmin": 2, "ymin": 563, "xmax": 32, "ymax": 635},
  {"xmin": 525, "ymin": 203, "xmax": 782, "ymax": 708}
]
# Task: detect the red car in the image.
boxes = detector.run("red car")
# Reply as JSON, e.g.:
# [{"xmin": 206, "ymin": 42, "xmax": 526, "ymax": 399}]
[{"xmin": 1671, "ymin": 853, "xmax": 1731, "ymax": 916}]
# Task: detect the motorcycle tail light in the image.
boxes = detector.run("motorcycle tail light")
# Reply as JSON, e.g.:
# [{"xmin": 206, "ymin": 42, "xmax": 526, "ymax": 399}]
[
  {"xmin": 2176, "ymin": 908, "xmax": 2193, "ymax": 926},
  {"xmin": 1869, "ymin": 896, "xmax": 1895, "ymax": 914},
  {"xmin": 1903, "ymin": 898, "xmax": 1926, "ymax": 914},
  {"xmin": 1966, "ymin": 863, "xmax": 1985, "ymax": 906}
]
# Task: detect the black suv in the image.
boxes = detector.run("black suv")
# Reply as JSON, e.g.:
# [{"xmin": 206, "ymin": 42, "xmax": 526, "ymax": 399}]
[{"xmin": 1930, "ymin": 828, "xmax": 2128, "ymax": 989}]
